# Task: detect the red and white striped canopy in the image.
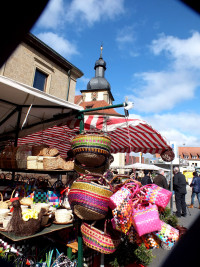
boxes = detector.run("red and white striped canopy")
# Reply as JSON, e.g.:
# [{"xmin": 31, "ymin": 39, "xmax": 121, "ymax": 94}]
[{"xmin": 18, "ymin": 115, "xmax": 172, "ymax": 157}]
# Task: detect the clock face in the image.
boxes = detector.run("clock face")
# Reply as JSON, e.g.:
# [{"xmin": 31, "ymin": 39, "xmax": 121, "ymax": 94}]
[{"xmin": 92, "ymin": 91, "xmax": 98, "ymax": 100}]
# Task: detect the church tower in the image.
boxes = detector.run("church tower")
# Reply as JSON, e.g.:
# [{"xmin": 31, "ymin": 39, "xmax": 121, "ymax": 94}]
[{"xmin": 75, "ymin": 46, "xmax": 122, "ymax": 117}]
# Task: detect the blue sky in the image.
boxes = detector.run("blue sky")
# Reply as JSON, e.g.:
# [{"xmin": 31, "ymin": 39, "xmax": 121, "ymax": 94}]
[{"xmin": 31, "ymin": 0, "xmax": 200, "ymax": 148}]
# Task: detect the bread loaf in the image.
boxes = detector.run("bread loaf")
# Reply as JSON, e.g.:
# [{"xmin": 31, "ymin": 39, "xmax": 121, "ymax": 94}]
[
  {"xmin": 32, "ymin": 145, "xmax": 59, "ymax": 157},
  {"xmin": 43, "ymin": 157, "xmax": 74, "ymax": 170}
]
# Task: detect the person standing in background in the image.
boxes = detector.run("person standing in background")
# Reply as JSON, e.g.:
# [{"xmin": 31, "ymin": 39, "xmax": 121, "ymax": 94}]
[
  {"xmin": 141, "ymin": 170, "xmax": 152, "ymax": 185},
  {"xmin": 153, "ymin": 169, "xmax": 169, "ymax": 189},
  {"xmin": 173, "ymin": 167, "xmax": 187, "ymax": 217},
  {"xmin": 188, "ymin": 171, "xmax": 200, "ymax": 209}
]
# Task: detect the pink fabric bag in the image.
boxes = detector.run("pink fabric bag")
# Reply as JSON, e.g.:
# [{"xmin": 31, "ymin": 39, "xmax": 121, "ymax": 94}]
[
  {"xmin": 141, "ymin": 184, "xmax": 172, "ymax": 208},
  {"xmin": 109, "ymin": 182, "xmax": 139, "ymax": 210},
  {"xmin": 132, "ymin": 203, "xmax": 161, "ymax": 236}
]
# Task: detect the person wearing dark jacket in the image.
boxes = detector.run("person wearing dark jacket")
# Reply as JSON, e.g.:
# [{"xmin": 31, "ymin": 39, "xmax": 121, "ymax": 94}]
[
  {"xmin": 141, "ymin": 170, "xmax": 152, "ymax": 185},
  {"xmin": 153, "ymin": 169, "xmax": 168, "ymax": 189},
  {"xmin": 173, "ymin": 167, "xmax": 187, "ymax": 217},
  {"xmin": 188, "ymin": 171, "xmax": 200, "ymax": 209}
]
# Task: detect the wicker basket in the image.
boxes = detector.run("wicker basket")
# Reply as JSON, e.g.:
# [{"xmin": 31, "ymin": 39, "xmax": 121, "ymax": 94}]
[
  {"xmin": 0, "ymin": 192, "xmax": 11, "ymax": 209},
  {"xmin": 11, "ymin": 185, "xmax": 26, "ymax": 200},
  {"xmin": 16, "ymin": 144, "xmax": 32, "ymax": 169},
  {"xmin": 81, "ymin": 221, "xmax": 121, "ymax": 254},
  {"xmin": 0, "ymin": 145, "xmax": 18, "ymax": 169},
  {"xmin": 74, "ymin": 159, "xmax": 108, "ymax": 174},
  {"xmin": 71, "ymin": 132, "xmax": 111, "ymax": 167},
  {"xmin": 68, "ymin": 174, "xmax": 113, "ymax": 220},
  {"xmin": 0, "ymin": 209, "xmax": 10, "ymax": 224}
]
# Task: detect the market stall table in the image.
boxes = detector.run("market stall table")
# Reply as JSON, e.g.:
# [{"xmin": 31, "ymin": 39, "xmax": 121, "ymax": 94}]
[{"xmin": 0, "ymin": 222, "xmax": 73, "ymax": 242}]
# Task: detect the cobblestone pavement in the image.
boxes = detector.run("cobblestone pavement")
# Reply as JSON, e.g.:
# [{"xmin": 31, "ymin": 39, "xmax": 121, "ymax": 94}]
[{"xmin": 148, "ymin": 185, "xmax": 200, "ymax": 267}]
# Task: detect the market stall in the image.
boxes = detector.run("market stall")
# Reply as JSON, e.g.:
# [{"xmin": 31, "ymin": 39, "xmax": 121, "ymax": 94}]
[{"xmin": 0, "ymin": 79, "xmax": 178, "ymax": 266}]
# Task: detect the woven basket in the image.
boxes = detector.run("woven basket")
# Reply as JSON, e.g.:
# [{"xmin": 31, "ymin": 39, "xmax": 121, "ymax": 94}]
[
  {"xmin": 0, "ymin": 209, "xmax": 10, "ymax": 224},
  {"xmin": 11, "ymin": 185, "xmax": 26, "ymax": 200},
  {"xmin": 81, "ymin": 221, "xmax": 121, "ymax": 254},
  {"xmin": 71, "ymin": 132, "xmax": 111, "ymax": 167},
  {"xmin": 0, "ymin": 145, "xmax": 18, "ymax": 169},
  {"xmin": 0, "ymin": 192, "xmax": 11, "ymax": 209},
  {"xmin": 68, "ymin": 174, "xmax": 113, "ymax": 220},
  {"xmin": 74, "ymin": 159, "xmax": 109, "ymax": 174}
]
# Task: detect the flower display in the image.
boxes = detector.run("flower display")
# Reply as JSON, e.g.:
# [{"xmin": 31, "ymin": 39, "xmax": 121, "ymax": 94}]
[{"xmin": 22, "ymin": 209, "xmax": 39, "ymax": 221}]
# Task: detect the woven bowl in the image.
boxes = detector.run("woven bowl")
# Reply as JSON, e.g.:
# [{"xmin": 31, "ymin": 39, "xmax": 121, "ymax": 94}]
[{"xmin": 71, "ymin": 134, "xmax": 111, "ymax": 167}]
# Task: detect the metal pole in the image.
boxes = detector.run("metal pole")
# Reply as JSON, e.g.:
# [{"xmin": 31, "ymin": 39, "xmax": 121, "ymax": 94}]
[
  {"xmin": 78, "ymin": 102, "xmax": 127, "ymax": 114},
  {"xmin": 170, "ymin": 162, "xmax": 173, "ymax": 213},
  {"xmin": 76, "ymin": 102, "xmax": 128, "ymax": 266}
]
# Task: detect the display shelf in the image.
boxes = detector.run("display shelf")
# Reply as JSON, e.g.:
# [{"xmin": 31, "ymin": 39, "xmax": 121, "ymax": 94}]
[
  {"xmin": 0, "ymin": 222, "xmax": 73, "ymax": 242},
  {"xmin": 0, "ymin": 168, "xmax": 74, "ymax": 175}
]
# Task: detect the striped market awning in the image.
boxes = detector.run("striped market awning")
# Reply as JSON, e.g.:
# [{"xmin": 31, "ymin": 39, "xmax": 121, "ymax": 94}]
[{"xmin": 18, "ymin": 115, "xmax": 172, "ymax": 158}]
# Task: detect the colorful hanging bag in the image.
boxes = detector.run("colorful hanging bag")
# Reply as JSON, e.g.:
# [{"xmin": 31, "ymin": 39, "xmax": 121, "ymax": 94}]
[
  {"xmin": 68, "ymin": 173, "xmax": 113, "ymax": 220},
  {"xmin": 132, "ymin": 202, "xmax": 161, "ymax": 236},
  {"xmin": 81, "ymin": 220, "xmax": 121, "ymax": 254},
  {"xmin": 46, "ymin": 190, "xmax": 61, "ymax": 208},
  {"xmin": 141, "ymin": 184, "xmax": 172, "ymax": 208},
  {"xmin": 142, "ymin": 233, "xmax": 161, "ymax": 249},
  {"xmin": 126, "ymin": 226, "xmax": 143, "ymax": 245},
  {"xmin": 46, "ymin": 180, "xmax": 65, "ymax": 208},
  {"xmin": 111, "ymin": 185, "xmax": 139, "ymax": 234},
  {"xmin": 33, "ymin": 189, "xmax": 47, "ymax": 203},
  {"xmin": 109, "ymin": 179, "xmax": 139, "ymax": 209},
  {"xmin": 153, "ymin": 221, "xmax": 179, "ymax": 249}
]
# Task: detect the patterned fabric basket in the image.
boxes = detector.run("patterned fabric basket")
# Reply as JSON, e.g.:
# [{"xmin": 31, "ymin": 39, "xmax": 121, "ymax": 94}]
[
  {"xmin": 112, "ymin": 190, "xmax": 134, "ymax": 234},
  {"xmin": 153, "ymin": 221, "xmax": 179, "ymax": 249},
  {"xmin": 46, "ymin": 190, "xmax": 60, "ymax": 208},
  {"xmin": 126, "ymin": 226, "xmax": 142, "ymax": 245},
  {"xmin": 142, "ymin": 233, "xmax": 161, "ymax": 249},
  {"xmin": 109, "ymin": 182, "xmax": 139, "ymax": 210},
  {"xmin": 142, "ymin": 184, "xmax": 172, "ymax": 208},
  {"xmin": 33, "ymin": 189, "xmax": 47, "ymax": 203},
  {"xmin": 132, "ymin": 203, "xmax": 161, "ymax": 236},
  {"xmin": 81, "ymin": 221, "xmax": 121, "ymax": 254},
  {"xmin": 68, "ymin": 174, "xmax": 113, "ymax": 220},
  {"xmin": 71, "ymin": 132, "xmax": 111, "ymax": 167}
]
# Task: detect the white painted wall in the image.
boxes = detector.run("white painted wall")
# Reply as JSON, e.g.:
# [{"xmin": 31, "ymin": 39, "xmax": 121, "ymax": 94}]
[
  {"xmin": 84, "ymin": 91, "xmax": 106, "ymax": 101},
  {"xmin": 110, "ymin": 153, "xmax": 125, "ymax": 174}
]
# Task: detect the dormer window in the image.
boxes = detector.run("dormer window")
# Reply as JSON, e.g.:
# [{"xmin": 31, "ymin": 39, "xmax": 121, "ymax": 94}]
[{"xmin": 86, "ymin": 105, "xmax": 93, "ymax": 109}]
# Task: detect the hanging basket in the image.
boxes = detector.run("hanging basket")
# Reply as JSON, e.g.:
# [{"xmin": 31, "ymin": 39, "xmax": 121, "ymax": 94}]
[
  {"xmin": 68, "ymin": 173, "xmax": 113, "ymax": 220},
  {"xmin": 81, "ymin": 221, "xmax": 121, "ymax": 254},
  {"xmin": 74, "ymin": 159, "xmax": 110, "ymax": 174},
  {"xmin": 71, "ymin": 132, "xmax": 111, "ymax": 167}
]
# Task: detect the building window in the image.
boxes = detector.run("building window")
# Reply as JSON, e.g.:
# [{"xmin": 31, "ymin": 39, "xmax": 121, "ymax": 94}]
[
  {"xmin": 192, "ymin": 155, "xmax": 197, "ymax": 159},
  {"xmin": 184, "ymin": 155, "xmax": 189, "ymax": 159},
  {"xmin": 86, "ymin": 105, "xmax": 93, "ymax": 109},
  {"xmin": 33, "ymin": 69, "xmax": 48, "ymax": 91}
]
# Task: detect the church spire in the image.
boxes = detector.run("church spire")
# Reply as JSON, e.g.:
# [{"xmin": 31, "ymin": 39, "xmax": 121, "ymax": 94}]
[
  {"xmin": 100, "ymin": 44, "xmax": 103, "ymax": 59},
  {"xmin": 87, "ymin": 45, "xmax": 111, "ymax": 91}
]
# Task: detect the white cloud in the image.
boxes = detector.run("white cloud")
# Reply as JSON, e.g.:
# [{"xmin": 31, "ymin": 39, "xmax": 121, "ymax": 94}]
[
  {"xmin": 35, "ymin": 0, "xmax": 65, "ymax": 29},
  {"xmin": 66, "ymin": 0, "xmax": 125, "ymax": 25},
  {"xmin": 128, "ymin": 70, "xmax": 197, "ymax": 113},
  {"xmin": 37, "ymin": 32, "xmax": 79, "ymax": 59},
  {"xmin": 127, "ymin": 32, "xmax": 200, "ymax": 113},
  {"xmin": 116, "ymin": 25, "xmax": 135, "ymax": 49},
  {"xmin": 151, "ymin": 31, "xmax": 200, "ymax": 70}
]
